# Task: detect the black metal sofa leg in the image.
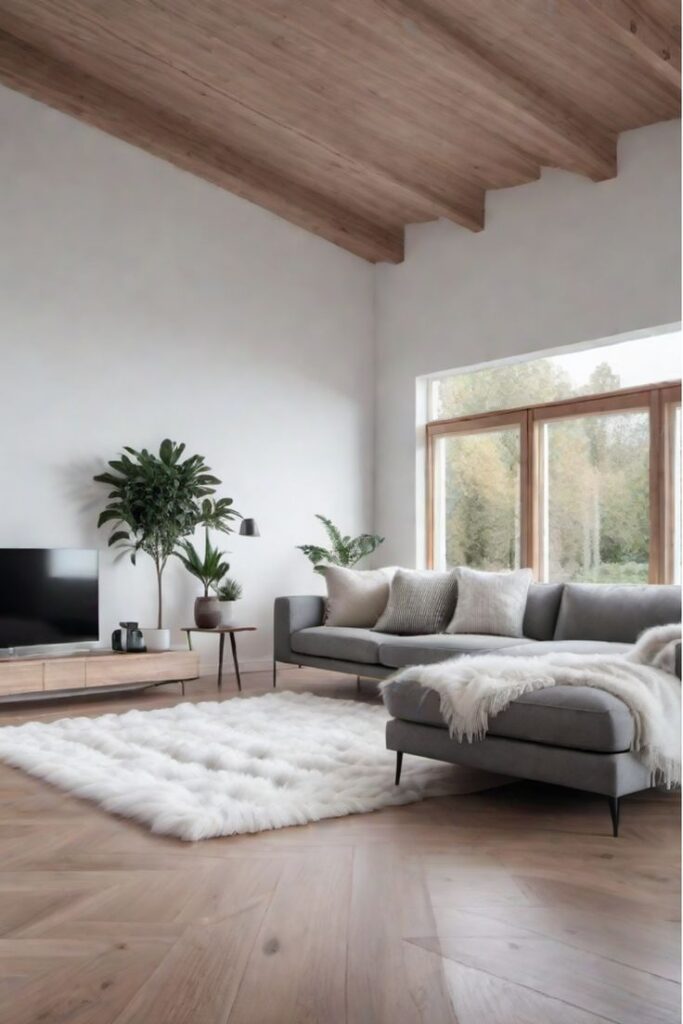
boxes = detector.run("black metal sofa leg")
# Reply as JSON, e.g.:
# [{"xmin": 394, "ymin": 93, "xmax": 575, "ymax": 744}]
[
  {"xmin": 394, "ymin": 751, "xmax": 403, "ymax": 786},
  {"xmin": 608, "ymin": 796, "xmax": 620, "ymax": 837}
]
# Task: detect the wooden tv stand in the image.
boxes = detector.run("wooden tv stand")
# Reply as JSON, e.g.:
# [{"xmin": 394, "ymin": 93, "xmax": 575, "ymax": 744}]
[{"xmin": 0, "ymin": 649, "xmax": 199, "ymax": 700}]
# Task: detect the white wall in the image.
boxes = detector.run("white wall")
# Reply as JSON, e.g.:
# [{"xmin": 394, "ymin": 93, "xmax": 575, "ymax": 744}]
[
  {"xmin": 2, "ymin": 85, "xmax": 680, "ymax": 670},
  {"xmin": 374, "ymin": 120, "xmax": 682, "ymax": 568},
  {"xmin": 0, "ymin": 86, "xmax": 375, "ymax": 670}
]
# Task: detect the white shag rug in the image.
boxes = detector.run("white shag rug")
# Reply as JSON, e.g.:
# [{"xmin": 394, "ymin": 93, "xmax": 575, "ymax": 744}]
[{"xmin": 0, "ymin": 691, "xmax": 503, "ymax": 841}]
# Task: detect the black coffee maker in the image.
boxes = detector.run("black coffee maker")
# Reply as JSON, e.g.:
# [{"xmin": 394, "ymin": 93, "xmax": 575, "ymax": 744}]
[{"xmin": 112, "ymin": 622, "xmax": 146, "ymax": 653}]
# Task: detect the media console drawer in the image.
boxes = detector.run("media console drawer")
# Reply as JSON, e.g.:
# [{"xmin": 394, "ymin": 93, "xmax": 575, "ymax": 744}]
[
  {"xmin": 0, "ymin": 662, "xmax": 44, "ymax": 694},
  {"xmin": 0, "ymin": 650, "xmax": 199, "ymax": 698},
  {"xmin": 86, "ymin": 651, "xmax": 199, "ymax": 687},
  {"xmin": 44, "ymin": 659, "xmax": 86, "ymax": 690}
]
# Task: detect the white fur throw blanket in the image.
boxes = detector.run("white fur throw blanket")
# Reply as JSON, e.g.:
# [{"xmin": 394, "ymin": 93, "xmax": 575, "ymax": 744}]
[{"xmin": 383, "ymin": 625, "xmax": 681, "ymax": 788}]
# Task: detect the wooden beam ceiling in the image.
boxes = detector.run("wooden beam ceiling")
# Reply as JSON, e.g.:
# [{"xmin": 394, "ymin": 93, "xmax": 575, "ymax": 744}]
[
  {"xmin": 0, "ymin": 0, "xmax": 679, "ymax": 262},
  {"xmin": 0, "ymin": 30, "xmax": 404, "ymax": 263},
  {"xmin": 353, "ymin": 0, "xmax": 618, "ymax": 182},
  {"xmin": 574, "ymin": 0, "xmax": 681, "ymax": 88}
]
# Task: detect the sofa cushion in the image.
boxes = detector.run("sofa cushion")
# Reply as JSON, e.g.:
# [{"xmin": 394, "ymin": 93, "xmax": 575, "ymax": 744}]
[
  {"xmin": 446, "ymin": 566, "xmax": 533, "ymax": 637},
  {"xmin": 373, "ymin": 569, "xmax": 458, "ymax": 635},
  {"xmin": 320, "ymin": 565, "xmax": 395, "ymax": 627},
  {"xmin": 522, "ymin": 584, "xmax": 565, "ymax": 640},
  {"xmin": 290, "ymin": 626, "xmax": 387, "ymax": 664},
  {"xmin": 382, "ymin": 678, "xmax": 634, "ymax": 753},
  {"xmin": 501, "ymin": 640, "xmax": 634, "ymax": 657},
  {"xmin": 555, "ymin": 583, "xmax": 681, "ymax": 643},
  {"xmin": 379, "ymin": 634, "xmax": 535, "ymax": 668}
]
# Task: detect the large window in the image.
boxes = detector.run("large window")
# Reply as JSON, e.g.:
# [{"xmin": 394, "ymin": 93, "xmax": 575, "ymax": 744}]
[{"xmin": 427, "ymin": 335, "xmax": 681, "ymax": 584}]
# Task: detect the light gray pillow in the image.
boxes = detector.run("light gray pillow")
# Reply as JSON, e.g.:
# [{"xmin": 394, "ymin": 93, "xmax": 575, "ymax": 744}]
[
  {"xmin": 446, "ymin": 567, "xmax": 533, "ymax": 638},
  {"xmin": 373, "ymin": 569, "xmax": 458, "ymax": 636},
  {"xmin": 321, "ymin": 565, "xmax": 395, "ymax": 628}
]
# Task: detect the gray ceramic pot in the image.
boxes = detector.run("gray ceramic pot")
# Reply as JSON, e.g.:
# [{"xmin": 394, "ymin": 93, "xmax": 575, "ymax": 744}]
[{"xmin": 194, "ymin": 596, "xmax": 221, "ymax": 629}]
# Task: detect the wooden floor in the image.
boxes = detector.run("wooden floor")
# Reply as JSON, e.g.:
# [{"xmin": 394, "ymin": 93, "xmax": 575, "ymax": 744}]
[{"xmin": 0, "ymin": 667, "xmax": 679, "ymax": 1024}]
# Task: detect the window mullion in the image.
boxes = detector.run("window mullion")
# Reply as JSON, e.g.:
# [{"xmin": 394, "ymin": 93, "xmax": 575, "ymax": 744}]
[{"xmin": 649, "ymin": 389, "xmax": 663, "ymax": 584}]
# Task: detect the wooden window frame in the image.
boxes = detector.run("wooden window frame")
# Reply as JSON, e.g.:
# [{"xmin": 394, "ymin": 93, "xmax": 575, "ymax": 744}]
[{"xmin": 426, "ymin": 379, "xmax": 681, "ymax": 583}]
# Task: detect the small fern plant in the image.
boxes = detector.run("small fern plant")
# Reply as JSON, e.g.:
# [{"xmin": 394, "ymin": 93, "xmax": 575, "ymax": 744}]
[
  {"xmin": 217, "ymin": 577, "xmax": 243, "ymax": 601},
  {"xmin": 297, "ymin": 515, "xmax": 384, "ymax": 574}
]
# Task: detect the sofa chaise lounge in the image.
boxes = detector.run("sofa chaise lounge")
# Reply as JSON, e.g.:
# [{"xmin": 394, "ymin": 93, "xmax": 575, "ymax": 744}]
[{"xmin": 274, "ymin": 583, "xmax": 681, "ymax": 835}]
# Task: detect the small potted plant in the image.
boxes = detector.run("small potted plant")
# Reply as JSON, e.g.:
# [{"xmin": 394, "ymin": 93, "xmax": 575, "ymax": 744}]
[
  {"xmin": 216, "ymin": 577, "xmax": 243, "ymax": 625},
  {"xmin": 176, "ymin": 533, "xmax": 231, "ymax": 628}
]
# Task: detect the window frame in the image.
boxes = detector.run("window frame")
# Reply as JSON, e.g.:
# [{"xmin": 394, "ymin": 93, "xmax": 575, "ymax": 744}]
[
  {"xmin": 427, "ymin": 408, "xmax": 529, "ymax": 572},
  {"xmin": 426, "ymin": 379, "xmax": 682, "ymax": 584}
]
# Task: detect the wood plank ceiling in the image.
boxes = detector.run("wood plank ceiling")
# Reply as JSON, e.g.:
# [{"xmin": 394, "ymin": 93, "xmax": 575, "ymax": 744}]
[{"xmin": 0, "ymin": 0, "xmax": 679, "ymax": 263}]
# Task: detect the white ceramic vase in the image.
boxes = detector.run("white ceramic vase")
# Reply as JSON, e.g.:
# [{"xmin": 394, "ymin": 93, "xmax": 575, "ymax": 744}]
[
  {"xmin": 219, "ymin": 601, "xmax": 235, "ymax": 626},
  {"xmin": 142, "ymin": 628, "xmax": 171, "ymax": 652}
]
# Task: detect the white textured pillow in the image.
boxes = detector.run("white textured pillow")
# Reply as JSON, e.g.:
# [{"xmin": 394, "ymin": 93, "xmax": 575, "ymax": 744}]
[
  {"xmin": 446, "ymin": 567, "xmax": 533, "ymax": 637},
  {"xmin": 321, "ymin": 566, "xmax": 396, "ymax": 628}
]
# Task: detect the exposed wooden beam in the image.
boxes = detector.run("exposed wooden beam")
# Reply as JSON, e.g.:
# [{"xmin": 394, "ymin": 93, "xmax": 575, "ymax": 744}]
[
  {"xmin": 0, "ymin": 1, "xmax": 485, "ymax": 234},
  {"xmin": 571, "ymin": 0, "xmax": 681, "ymax": 89},
  {"xmin": 368, "ymin": 0, "xmax": 617, "ymax": 181},
  {"xmin": 0, "ymin": 28, "xmax": 404, "ymax": 263}
]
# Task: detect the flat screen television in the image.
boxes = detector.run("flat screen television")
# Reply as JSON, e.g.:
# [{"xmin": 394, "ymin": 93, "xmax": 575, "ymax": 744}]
[{"xmin": 0, "ymin": 548, "xmax": 99, "ymax": 649}]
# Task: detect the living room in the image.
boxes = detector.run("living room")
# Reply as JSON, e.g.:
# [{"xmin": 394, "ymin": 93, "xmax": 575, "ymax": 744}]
[{"xmin": 0, "ymin": 3, "xmax": 681, "ymax": 1022}]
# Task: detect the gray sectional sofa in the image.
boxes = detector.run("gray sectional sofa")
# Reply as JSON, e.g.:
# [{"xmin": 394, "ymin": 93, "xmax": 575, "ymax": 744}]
[{"xmin": 274, "ymin": 583, "xmax": 681, "ymax": 835}]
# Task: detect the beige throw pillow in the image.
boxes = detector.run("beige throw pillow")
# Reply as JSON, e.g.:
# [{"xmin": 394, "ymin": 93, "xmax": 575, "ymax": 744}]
[
  {"xmin": 321, "ymin": 566, "xmax": 395, "ymax": 628},
  {"xmin": 446, "ymin": 566, "xmax": 533, "ymax": 637}
]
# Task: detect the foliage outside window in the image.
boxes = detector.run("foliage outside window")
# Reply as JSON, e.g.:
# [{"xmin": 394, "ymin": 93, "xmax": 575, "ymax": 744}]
[
  {"xmin": 429, "ymin": 332, "xmax": 681, "ymax": 420},
  {"xmin": 427, "ymin": 337, "xmax": 681, "ymax": 585}
]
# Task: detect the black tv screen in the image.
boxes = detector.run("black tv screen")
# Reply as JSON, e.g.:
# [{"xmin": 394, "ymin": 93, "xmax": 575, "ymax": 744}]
[{"xmin": 0, "ymin": 549, "xmax": 99, "ymax": 649}]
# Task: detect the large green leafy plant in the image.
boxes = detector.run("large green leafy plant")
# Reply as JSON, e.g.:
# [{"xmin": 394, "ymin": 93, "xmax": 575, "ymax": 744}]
[
  {"xmin": 94, "ymin": 439, "xmax": 240, "ymax": 627},
  {"xmin": 297, "ymin": 515, "xmax": 384, "ymax": 574}
]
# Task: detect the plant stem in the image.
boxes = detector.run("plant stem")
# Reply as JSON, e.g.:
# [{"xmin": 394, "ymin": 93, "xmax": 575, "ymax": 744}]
[
  {"xmin": 204, "ymin": 528, "xmax": 210, "ymax": 597},
  {"xmin": 156, "ymin": 557, "xmax": 163, "ymax": 629}
]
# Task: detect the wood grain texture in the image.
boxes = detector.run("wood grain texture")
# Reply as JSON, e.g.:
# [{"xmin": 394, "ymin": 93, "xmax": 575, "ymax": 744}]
[
  {"xmin": 43, "ymin": 659, "xmax": 86, "ymax": 691},
  {"xmin": 0, "ymin": 650, "xmax": 199, "ymax": 697},
  {"xmin": 0, "ymin": 663, "xmax": 43, "ymax": 695},
  {"xmin": 0, "ymin": 666, "xmax": 679, "ymax": 1023},
  {"xmin": 574, "ymin": 0, "xmax": 681, "ymax": 88},
  {"xmin": 85, "ymin": 651, "xmax": 199, "ymax": 687},
  {"xmin": 0, "ymin": 0, "xmax": 679, "ymax": 260}
]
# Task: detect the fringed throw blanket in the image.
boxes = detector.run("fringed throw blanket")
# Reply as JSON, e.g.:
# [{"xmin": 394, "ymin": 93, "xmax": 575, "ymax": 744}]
[{"xmin": 383, "ymin": 625, "xmax": 681, "ymax": 788}]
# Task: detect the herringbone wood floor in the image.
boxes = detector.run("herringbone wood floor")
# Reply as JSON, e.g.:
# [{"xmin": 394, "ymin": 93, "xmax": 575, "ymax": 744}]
[{"xmin": 0, "ymin": 667, "xmax": 679, "ymax": 1024}]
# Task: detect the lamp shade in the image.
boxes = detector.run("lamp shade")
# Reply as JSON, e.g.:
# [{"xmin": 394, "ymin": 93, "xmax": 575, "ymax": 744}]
[{"xmin": 239, "ymin": 518, "xmax": 260, "ymax": 537}]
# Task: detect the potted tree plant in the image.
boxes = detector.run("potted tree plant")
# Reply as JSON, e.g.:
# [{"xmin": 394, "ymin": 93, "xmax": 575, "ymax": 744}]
[
  {"xmin": 94, "ymin": 439, "xmax": 240, "ymax": 649},
  {"xmin": 216, "ymin": 577, "xmax": 243, "ymax": 625},
  {"xmin": 175, "ymin": 533, "xmax": 231, "ymax": 628}
]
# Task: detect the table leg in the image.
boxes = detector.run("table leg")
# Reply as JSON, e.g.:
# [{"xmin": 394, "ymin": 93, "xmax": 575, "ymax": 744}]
[
  {"xmin": 230, "ymin": 632, "xmax": 242, "ymax": 692},
  {"xmin": 186, "ymin": 632, "xmax": 193, "ymax": 651},
  {"xmin": 217, "ymin": 633, "xmax": 225, "ymax": 691}
]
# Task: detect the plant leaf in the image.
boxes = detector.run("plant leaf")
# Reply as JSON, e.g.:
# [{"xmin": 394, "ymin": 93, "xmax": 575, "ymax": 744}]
[{"xmin": 107, "ymin": 530, "xmax": 130, "ymax": 545}]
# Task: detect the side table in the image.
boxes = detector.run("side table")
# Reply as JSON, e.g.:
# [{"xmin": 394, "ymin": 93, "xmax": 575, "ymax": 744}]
[{"xmin": 181, "ymin": 625, "xmax": 257, "ymax": 691}]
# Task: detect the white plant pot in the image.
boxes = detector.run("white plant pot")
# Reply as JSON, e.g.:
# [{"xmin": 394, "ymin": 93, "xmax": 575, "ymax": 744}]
[
  {"xmin": 219, "ymin": 601, "xmax": 236, "ymax": 626},
  {"xmin": 142, "ymin": 628, "xmax": 171, "ymax": 652}
]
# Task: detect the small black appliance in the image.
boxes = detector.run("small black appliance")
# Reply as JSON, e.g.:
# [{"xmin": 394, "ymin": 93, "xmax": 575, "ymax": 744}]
[{"xmin": 112, "ymin": 622, "xmax": 146, "ymax": 653}]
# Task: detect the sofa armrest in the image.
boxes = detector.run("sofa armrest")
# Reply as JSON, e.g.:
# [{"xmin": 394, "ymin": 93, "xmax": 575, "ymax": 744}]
[{"xmin": 274, "ymin": 596, "xmax": 325, "ymax": 663}]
